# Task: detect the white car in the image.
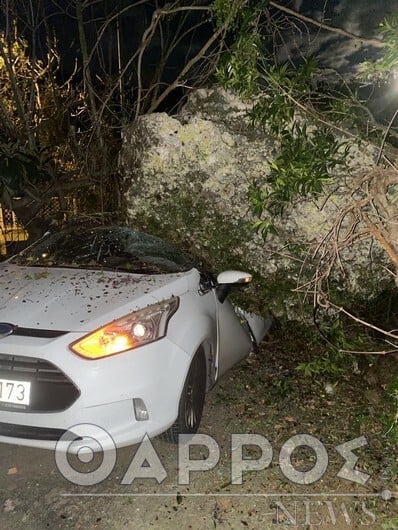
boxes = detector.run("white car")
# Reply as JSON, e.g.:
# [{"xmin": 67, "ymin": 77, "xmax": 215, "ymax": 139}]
[{"xmin": 0, "ymin": 226, "xmax": 270, "ymax": 451}]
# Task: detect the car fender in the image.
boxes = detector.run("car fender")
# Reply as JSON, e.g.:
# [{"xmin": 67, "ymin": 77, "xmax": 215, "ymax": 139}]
[{"xmin": 168, "ymin": 313, "xmax": 218, "ymax": 391}]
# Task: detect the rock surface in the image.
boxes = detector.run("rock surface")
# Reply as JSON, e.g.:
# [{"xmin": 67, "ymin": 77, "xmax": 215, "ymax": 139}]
[{"xmin": 119, "ymin": 88, "xmax": 389, "ymax": 318}]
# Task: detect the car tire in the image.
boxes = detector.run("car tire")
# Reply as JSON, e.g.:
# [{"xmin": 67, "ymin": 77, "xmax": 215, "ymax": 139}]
[{"xmin": 161, "ymin": 349, "xmax": 206, "ymax": 443}]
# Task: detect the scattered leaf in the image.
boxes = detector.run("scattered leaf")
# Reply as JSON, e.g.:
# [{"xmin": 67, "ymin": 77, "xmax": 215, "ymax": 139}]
[{"xmin": 3, "ymin": 499, "xmax": 15, "ymax": 512}]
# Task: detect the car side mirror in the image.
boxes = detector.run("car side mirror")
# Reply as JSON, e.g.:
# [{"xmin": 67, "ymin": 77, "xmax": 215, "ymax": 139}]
[{"xmin": 216, "ymin": 270, "xmax": 252, "ymax": 303}]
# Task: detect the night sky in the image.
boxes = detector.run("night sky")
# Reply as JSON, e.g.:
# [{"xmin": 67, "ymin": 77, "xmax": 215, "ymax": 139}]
[
  {"xmin": 280, "ymin": 0, "xmax": 398, "ymax": 123},
  {"xmin": 2, "ymin": 1, "xmax": 397, "ymax": 122},
  {"xmin": 282, "ymin": 0, "xmax": 395, "ymax": 71}
]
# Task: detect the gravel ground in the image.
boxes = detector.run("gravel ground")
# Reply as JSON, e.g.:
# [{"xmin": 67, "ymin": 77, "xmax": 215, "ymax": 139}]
[{"xmin": 1, "ymin": 328, "xmax": 398, "ymax": 529}]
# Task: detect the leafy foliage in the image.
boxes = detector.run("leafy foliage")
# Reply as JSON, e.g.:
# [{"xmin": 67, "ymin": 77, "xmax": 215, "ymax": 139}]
[
  {"xmin": 264, "ymin": 124, "xmax": 345, "ymax": 214},
  {"xmin": 215, "ymin": 31, "xmax": 261, "ymax": 98},
  {"xmin": 359, "ymin": 16, "xmax": 398, "ymax": 81},
  {"xmin": 213, "ymin": 16, "xmax": 350, "ymax": 236},
  {"xmin": 382, "ymin": 517, "xmax": 398, "ymax": 530},
  {"xmin": 213, "ymin": 0, "xmax": 267, "ymax": 98},
  {"xmin": 0, "ymin": 0, "xmax": 394, "ymax": 256},
  {"xmin": 211, "ymin": 0, "xmax": 246, "ymax": 29},
  {"xmin": 296, "ymin": 320, "xmax": 360, "ymax": 378},
  {"xmin": 0, "ymin": 20, "xmax": 121, "ymax": 235},
  {"xmin": 296, "ymin": 351, "xmax": 346, "ymax": 377},
  {"xmin": 250, "ymin": 60, "xmax": 317, "ymax": 133},
  {"xmin": 247, "ymin": 62, "xmax": 348, "ymax": 235}
]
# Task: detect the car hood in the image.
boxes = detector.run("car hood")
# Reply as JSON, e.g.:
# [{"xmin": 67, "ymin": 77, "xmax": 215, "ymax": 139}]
[{"xmin": 0, "ymin": 264, "xmax": 193, "ymax": 331}]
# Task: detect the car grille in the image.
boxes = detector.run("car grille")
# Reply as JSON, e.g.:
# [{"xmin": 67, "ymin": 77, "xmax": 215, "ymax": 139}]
[
  {"xmin": 0, "ymin": 422, "xmax": 82, "ymax": 441},
  {"xmin": 0, "ymin": 354, "xmax": 80, "ymax": 412}
]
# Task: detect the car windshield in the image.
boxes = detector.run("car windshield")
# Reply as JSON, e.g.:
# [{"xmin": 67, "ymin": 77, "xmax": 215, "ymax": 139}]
[{"xmin": 10, "ymin": 226, "xmax": 197, "ymax": 274}]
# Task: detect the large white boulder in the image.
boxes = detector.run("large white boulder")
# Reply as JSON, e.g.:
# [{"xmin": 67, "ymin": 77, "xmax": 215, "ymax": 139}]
[{"xmin": 119, "ymin": 88, "xmax": 387, "ymax": 318}]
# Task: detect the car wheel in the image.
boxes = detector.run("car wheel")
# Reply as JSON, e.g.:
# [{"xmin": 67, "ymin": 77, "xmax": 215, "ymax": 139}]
[{"xmin": 161, "ymin": 349, "xmax": 206, "ymax": 443}]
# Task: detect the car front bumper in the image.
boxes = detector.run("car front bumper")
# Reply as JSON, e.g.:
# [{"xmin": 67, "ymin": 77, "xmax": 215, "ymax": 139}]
[{"xmin": 0, "ymin": 333, "xmax": 190, "ymax": 451}]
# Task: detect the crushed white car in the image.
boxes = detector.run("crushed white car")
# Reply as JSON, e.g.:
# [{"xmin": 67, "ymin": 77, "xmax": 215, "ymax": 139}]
[{"xmin": 0, "ymin": 226, "xmax": 271, "ymax": 450}]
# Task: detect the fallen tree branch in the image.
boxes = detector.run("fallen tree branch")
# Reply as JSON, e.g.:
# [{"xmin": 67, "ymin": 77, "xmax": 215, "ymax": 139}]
[
  {"xmin": 324, "ymin": 300, "xmax": 398, "ymax": 343},
  {"xmin": 269, "ymin": 1, "xmax": 385, "ymax": 48},
  {"xmin": 361, "ymin": 212, "xmax": 398, "ymax": 269}
]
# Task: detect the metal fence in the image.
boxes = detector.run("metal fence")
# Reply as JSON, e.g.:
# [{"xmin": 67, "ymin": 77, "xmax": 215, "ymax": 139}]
[
  {"xmin": 0, "ymin": 207, "xmax": 28, "ymax": 256},
  {"xmin": 0, "ymin": 196, "xmax": 79, "ymax": 256}
]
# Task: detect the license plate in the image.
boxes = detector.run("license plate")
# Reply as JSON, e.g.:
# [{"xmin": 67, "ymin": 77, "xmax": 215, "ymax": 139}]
[{"xmin": 0, "ymin": 378, "xmax": 31, "ymax": 405}]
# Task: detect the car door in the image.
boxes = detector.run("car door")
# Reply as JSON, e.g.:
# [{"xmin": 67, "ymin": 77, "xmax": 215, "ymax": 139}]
[{"xmin": 215, "ymin": 296, "xmax": 253, "ymax": 378}]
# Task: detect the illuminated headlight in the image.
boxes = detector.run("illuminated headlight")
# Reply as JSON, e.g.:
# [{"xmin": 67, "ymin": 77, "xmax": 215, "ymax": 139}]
[{"xmin": 70, "ymin": 297, "xmax": 179, "ymax": 359}]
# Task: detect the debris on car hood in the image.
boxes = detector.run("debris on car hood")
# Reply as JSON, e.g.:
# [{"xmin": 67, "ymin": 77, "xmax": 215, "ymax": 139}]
[{"xmin": 0, "ymin": 264, "xmax": 191, "ymax": 331}]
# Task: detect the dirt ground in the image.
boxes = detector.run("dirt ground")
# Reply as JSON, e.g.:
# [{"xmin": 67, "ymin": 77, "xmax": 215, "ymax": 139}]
[{"xmin": 1, "ymin": 327, "xmax": 398, "ymax": 529}]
